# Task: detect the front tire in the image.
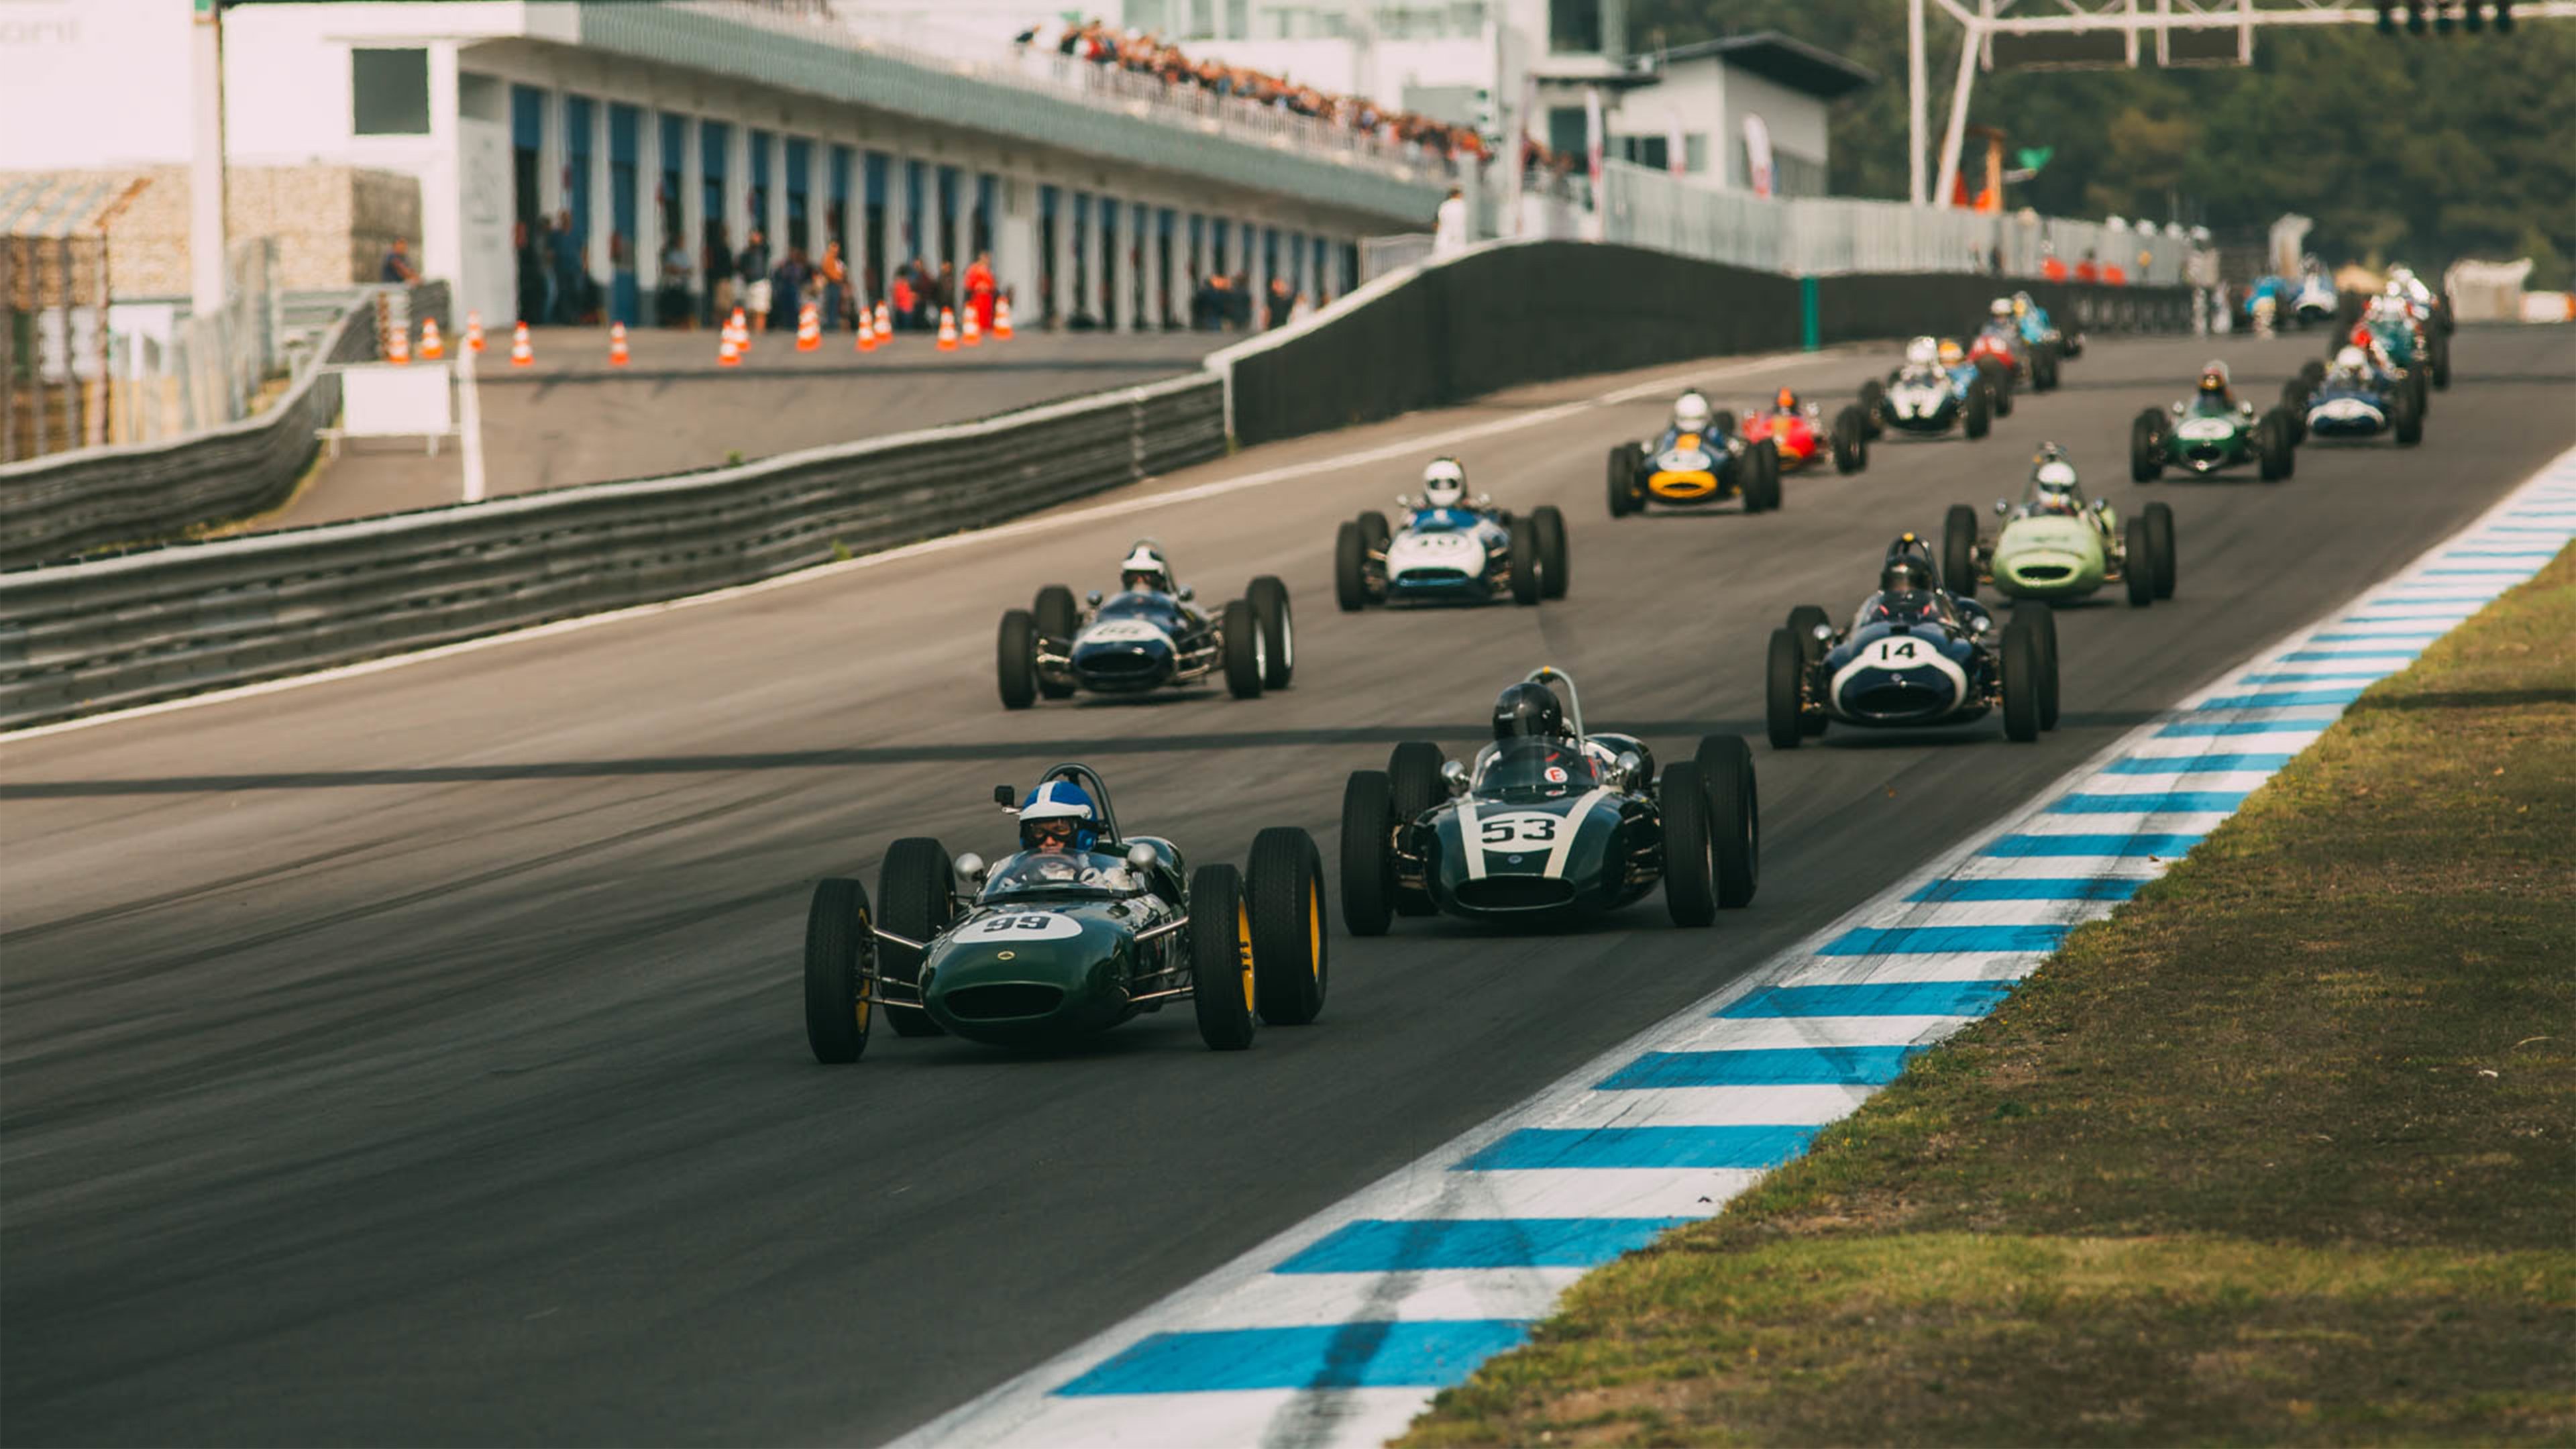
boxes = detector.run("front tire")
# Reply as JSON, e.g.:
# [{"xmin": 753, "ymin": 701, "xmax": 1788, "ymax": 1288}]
[
  {"xmin": 1765, "ymin": 628, "xmax": 1806, "ymax": 751},
  {"xmin": 2393, "ymin": 383, "xmax": 2423, "ymax": 446},
  {"xmin": 1247, "ymin": 826, "xmax": 1326, "ymax": 1026},
  {"xmin": 877, "ymin": 838, "xmax": 954, "ymax": 1038},
  {"xmin": 2016, "ymin": 600, "xmax": 2060, "ymax": 731},
  {"xmin": 1033, "ymin": 584, "xmax": 1078, "ymax": 641},
  {"xmin": 1858, "ymin": 379, "xmax": 1888, "ymax": 438},
  {"xmin": 1965, "ymin": 381, "xmax": 1994, "ymax": 439},
  {"xmin": 2257, "ymin": 409, "xmax": 2294, "ymax": 482},
  {"xmin": 1831, "ymin": 405, "xmax": 1868, "ymax": 474},
  {"xmin": 1222, "ymin": 598, "xmax": 1265, "ymax": 698},
  {"xmin": 804, "ymin": 878, "xmax": 873, "ymax": 1064},
  {"xmin": 1605, "ymin": 444, "xmax": 1638, "ymax": 517},
  {"xmin": 1943, "ymin": 504, "xmax": 1980, "ymax": 599},
  {"xmin": 2001, "ymin": 621, "xmax": 2043, "ymax": 743},
  {"xmin": 1189, "ymin": 863, "xmax": 1256, "ymax": 1051},
  {"xmin": 1338, "ymin": 771, "xmax": 1395, "ymax": 936},
  {"xmin": 1533, "ymin": 505, "xmax": 1569, "ymax": 598},
  {"xmin": 1695, "ymin": 735, "xmax": 1759, "ymax": 908},
  {"xmin": 1388, "ymin": 741, "xmax": 1444, "ymax": 916},
  {"xmin": 2125, "ymin": 517, "xmax": 2155, "ymax": 608},
  {"xmin": 1659, "ymin": 759, "xmax": 1717, "ymax": 928},
  {"xmin": 1746, "ymin": 440, "xmax": 1782, "ymax": 513},
  {"xmin": 1250, "ymin": 575, "xmax": 1293, "ymax": 688},
  {"xmin": 997, "ymin": 608, "xmax": 1039, "ymax": 710}
]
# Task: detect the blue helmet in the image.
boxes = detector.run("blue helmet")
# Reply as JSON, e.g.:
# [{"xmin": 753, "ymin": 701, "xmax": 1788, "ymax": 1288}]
[{"xmin": 1018, "ymin": 780, "xmax": 1099, "ymax": 853}]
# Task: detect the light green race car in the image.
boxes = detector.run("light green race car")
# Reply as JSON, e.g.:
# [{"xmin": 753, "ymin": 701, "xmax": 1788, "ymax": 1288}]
[{"xmin": 1943, "ymin": 453, "xmax": 2176, "ymax": 608}]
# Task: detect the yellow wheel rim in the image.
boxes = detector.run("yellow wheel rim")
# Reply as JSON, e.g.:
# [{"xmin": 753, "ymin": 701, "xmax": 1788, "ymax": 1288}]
[
  {"xmin": 1236, "ymin": 900, "xmax": 1255, "ymax": 1012},
  {"xmin": 1307, "ymin": 881, "xmax": 1322, "ymax": 979}
]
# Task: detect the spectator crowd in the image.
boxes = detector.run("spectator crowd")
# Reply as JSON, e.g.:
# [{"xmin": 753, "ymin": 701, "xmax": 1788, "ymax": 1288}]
[{"xmin": 1015, "ymin": 16, "xmax": 1489, "ymax": 170}]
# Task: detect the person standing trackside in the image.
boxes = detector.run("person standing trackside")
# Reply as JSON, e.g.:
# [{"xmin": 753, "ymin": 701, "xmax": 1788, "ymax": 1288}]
[
  {"xmin": 1433, "ymin": 184, "xmax": 1468, "ymax": 258},
  {"xmin": 818, "ymin": 239, "xmax": 849, "ymax": 330},
  {"xmin": 659, "ymin": 233, "xmax": 694, "ymax": 328},
  {"xmin": 379, "ymin": 236, "xmax": 419, "ymax": 285},
  {"xmin": 964, "ymin": 250, "xmax": 998, "ymax": 335},
  {"xmin": 738, "ymin": 227, "xmax": 772, "ymax": 333}
]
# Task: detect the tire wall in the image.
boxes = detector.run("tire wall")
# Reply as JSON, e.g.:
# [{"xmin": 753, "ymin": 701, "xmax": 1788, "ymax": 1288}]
[{"xmin": 1228, "ymin": 241, "xmax": 2192, "ymax": 447}]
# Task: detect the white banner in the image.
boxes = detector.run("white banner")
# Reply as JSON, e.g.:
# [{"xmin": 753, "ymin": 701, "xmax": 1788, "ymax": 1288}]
[{"xmin": 1743, "ymin": 113, "xmax": 1775, "ymax": 199}]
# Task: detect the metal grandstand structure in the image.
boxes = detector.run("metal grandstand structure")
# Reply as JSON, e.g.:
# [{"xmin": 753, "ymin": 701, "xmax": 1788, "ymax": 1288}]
[{"xmin": 1905, "ymin": 0, "xmax": 2576, "ymax": 207}]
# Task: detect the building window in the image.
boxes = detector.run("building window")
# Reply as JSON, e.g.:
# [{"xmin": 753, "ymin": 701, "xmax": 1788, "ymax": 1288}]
[
  {"xmin": 1684, "ymin": 133, "xmax": 1709, "ymax": 173},
  {"xmin": 1617, "ymin": 135, "xmax": 1669, "ymax": 170},
  {"xmin": 352, "ymin": 48, "xmax": 431, "ymax": 136},
  {"xmin": 1547, "ymin": 105, "xmax": 1588, "ymax": 158},
  {"xmin": 1548, "ymin": 0, "xmax": 1601, "ymax": 54}
]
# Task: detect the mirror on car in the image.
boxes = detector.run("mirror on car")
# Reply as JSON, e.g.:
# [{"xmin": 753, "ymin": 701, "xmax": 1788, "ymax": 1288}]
[
  {"xmin": 1970, "ymin": 615, "xmax": 1992, "ymax": 633},
  {"xmin": 1125, "ymin": 841, "xmax": 1158, "ymax": 871},
  {"xmin": 1994, "ymin": 498, "xmax": 2011, "ymax": 514},
  {"xmin": 1614, "ymin": 751, "xmax": 1643, "ymax": 788},
  {"xmin": 993, "ymin": 784, "xmax": 1016, "ymax": 809},
  {"xmin": 956, "ymin": 851, "xmax": 989, "ymax": 882},
  {"xmin": 1176, "ymin": 585, "xmax": 1194, "ymax": 600},
  {"xmin": 1085, "ymin": 590, "xmax": 1103, "ymax": 607},
  {"xmin": 1812, "ymin": 623, "xmax": 1834, "ymax": 642},
  {"xmin": 1440, "ymin": 759, "xmax": 1469, "ymax": 795}
]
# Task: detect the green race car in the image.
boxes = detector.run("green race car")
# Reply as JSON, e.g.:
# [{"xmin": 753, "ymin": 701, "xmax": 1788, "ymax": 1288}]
[
  {"xmin": 802, "ymin": 763, "xmax": 1326, "ymax": 1061},
  {"xmin": 1946, "ymin": 448, "xmax": 2176, "ymax": 608},
  {"xmin": 2131, "ymin": 362, "xmax": 2299, "ymax": 483}
]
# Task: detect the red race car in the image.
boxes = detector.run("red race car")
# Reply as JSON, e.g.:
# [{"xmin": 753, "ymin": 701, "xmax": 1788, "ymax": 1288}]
[{"xmin": 1738, "ymin": 388, "xmax": 1870, "ymax": 476}]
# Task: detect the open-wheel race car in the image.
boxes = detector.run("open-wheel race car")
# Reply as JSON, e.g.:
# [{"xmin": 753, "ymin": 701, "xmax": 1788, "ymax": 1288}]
[
  {"xmin": 998, "ymin": 541, "xmax": 1293, "ymax": 707},
  {"xmin": 2299, "ymin": 344, "xmax": 2425, "ymax": 449},
  {"xmin": 802, "ymin": 763, "xmax": 1328, "ymax": 1061},
  {"xmin": 1947, "ymin": 445, "xmax": 2176, "ymax": 608},
  {"xmin": 1340, "ymin": 668, "xmax": 1757, "ymax": 932},
  {"xmin": 1766, "ymin": 534, "xmax": 2061, "ymax": 749},
  {"xmin": 1607, "ymin": 388, "xmax": 1781, "ymax": 516},
  {"xmin": 1968, "ymin": 297, "xmax": 2055, "ymax": 396},
  {"xmin": 1858, "ymin": 337, "xmax": 1998, "ymax": 443},
  {"xmin": 2011, "ymin": 290, "xmax": 2082, "ymax": 362},
  {"xmin": 1737, "ymin": 386, "xmax": 1869, "ymax": 476},
  {"xmin": 2131, "ymin": 361, "xmax": 2300, "ymax": 482},
  {"xmin": 1336, "ymin": 458, "xmax": 1567, "ymax": 609}
]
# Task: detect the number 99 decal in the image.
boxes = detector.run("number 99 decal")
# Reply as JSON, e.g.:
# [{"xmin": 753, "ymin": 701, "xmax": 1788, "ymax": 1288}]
[{"xmin": 964, "ymin": 912, "xmax": 1083, "ymax": 941}]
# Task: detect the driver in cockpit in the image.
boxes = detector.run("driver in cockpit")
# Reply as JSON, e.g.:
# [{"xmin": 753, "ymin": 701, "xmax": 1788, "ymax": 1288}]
[
  {"xmin": 1118, "ymin": 541, "xmax": 1176, "ymax": 597},
  {"xmin": 1004, "ymin": 781, "xmax": 1134, "ymax": 890}
]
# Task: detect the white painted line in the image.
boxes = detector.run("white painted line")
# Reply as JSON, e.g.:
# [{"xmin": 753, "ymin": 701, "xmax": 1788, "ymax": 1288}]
[
  {"xmin": 1542, "ymin": 1085, "xmax": 1880, "ymax": 1130},
  {"xmin": 1774, "ymin": 954, "xmax": 2045, "ymax": 986},
  {"xmin": 1425, "ymin": 1167, "xmax": 1771, "ymax": 1218},
  {"xmin": 5, "ymin": 350, "xmax": 1809, "ymax": 744}
]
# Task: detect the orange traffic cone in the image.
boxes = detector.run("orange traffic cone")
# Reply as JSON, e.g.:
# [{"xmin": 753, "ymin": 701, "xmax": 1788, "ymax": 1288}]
[
  {"xmin": 608, "ymin": 322, "xmax": 630, "ymax": 368},
  {"xmin": 993, "ymin": 297, "xmax": 1015, "ymax": 340},
  {"xmin": 960, "ymin": 304, "xmax": 982, "ymax": 347},
  {"xmin": 717, "ymin": 331, "xmax": 740, "ymax": 367},
  {"xmin": 466, "ymin": 311, "xmax": 486, "ymax": 353},
  {"xmin": 856, "ymin": 305, "xmax": 877, "ymax": 353},
  {"xmin": 873, "ymin": 300, "xmax": 890, "ymax": 340},
  {"xmin": 727, "ymin": 307, "xmax": 749, "ymax": 347},
  {"xmin": 419, "ymin": 317, "xmax": 445, "ymax": 360},
  {"xmin": 795, "ymin": 303, "xmax": 820, "ymax": 352},
  {"xmin": 508, "ymin": 321, "xmax": 534, "ymax": 368},
  {"xmin": 384, "ymin": 323, "xmax": 411, "ymax": 365},
  {"xmin": 935, "ymin": 307, "xmax": 959, "ymax": 352}
]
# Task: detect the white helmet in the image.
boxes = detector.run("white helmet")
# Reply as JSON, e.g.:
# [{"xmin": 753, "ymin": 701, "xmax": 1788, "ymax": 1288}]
[
  {"xmin": 2335, "ymin": 345, "xmax": 2368, "ymax": 372},
  {"xmin": 1420, "ymin": 456, "xmax": 1466, "ymax": 508},
  {"xmin": 1672, "ymin": 390, "xmax": 1713, "ymax": 433},
  {"xmin": 1905, "ymin": 335, "xmax": 1939, "ymax": 366},
  {"xmin": 1117, "ymin": 541, "xmax": 1173, "ymax": 594},
  {"xmin": 1990, "ymin": 297, "xmax": 2015, "ymax": 319},
  {"xmin": 2035, "ymin": 460, "xmax": 2078, "ymax": 492}
]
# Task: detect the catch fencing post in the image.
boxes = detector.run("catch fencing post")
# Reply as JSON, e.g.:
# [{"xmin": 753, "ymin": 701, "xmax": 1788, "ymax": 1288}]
[{"xmin": 1800, "ymin": 276, "xmax": 1821, "ymax": 352}]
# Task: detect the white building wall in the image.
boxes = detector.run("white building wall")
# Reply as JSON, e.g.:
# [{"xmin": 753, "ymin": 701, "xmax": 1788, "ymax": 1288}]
[{"xmin": 1722, "ymin": 68, "xmax": 1831, "ymax": 180}]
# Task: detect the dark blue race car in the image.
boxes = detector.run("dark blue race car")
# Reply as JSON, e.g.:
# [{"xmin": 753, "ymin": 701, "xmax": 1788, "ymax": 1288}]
[
  {"xmin": 998, "ymin": 540, "xmax": 1294, "ymax": 707},
  {"xmin": 2302, "ymin": 345, "xmax": 2424, "ymax": 447},
  {"xmin": 1765, "ymin": 534, "xmax": 2059, "ymax": 748}
]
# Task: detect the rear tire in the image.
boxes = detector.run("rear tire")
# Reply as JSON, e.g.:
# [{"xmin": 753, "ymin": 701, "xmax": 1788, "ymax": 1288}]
[
  {"xmin": 1710, "ymin": 409, "xmax": 1738, "ymax": 438},
  {"xmin": 2258, "ymin": 409, "xmax": 2293, "ymax": 482},
  {"xmin": 1248, "ymin": 826, "xmax": 1326, "ymax": 1026},
  {"xmin": 1858, "ymin": 379, "xmax": 1888, "ymax": 438},
  {"xmin": 1533, "ymin": 505, "xmax": 1569, "ymax": 598},
  {"xmin": 1508, "ymin": 517, "xmax": 1543, "ymax": 604},
  {"xmin": 1765, "ymin": 629, "xmax": 1805, "ymax": 751},
  {"xmin": 997, "ymin": 608, "xmax": 1038, "ymax": 710},
  {"xmin": 2131, "ymin": 408, "xmax": 2165, "ymax": 482},
  {"xmin": 2278, "ymin": 381, "xmax": 2312, "ymax": 445},
  {"xmin": 2393, "ymin": 384, "xmax": 2423, "ymax": 446},
  {"xmin": 1338, "ymin": 771, "xmax": 1395, "ymax": 937},
  {"xmin": 877, "ymin": 838, "xmax": 954, "ymax": 1038},
  {"xmin": 1358, "ymin": 510, "xmax": 1392, "ymax": 553},
  {"xmin": 1033, "ymin": 585, "xmax": 1078, "ymax": 642},
  {"xmin": 1747, "ymin": 440, "xmax": 1782, "ymax": 513},
  {"xmin": 1249, "ymin": 575, "xmax": 1293, "ymax": 688},
  {"xmin": 1943, "ymin": 504, "xmax": 1980, "ymax": 599},
  {"xmin": 1785, "ymin": 606, "xmax": 1831, "ymax": 737},
  {"xmin": 2125, "ymin": 517, "xmax": 2155, "ymax": 608},
  {"xmin": 1189, "ymin": 864, "xmax": 1256, "ymax": 1050},
  {"xmin": 1831, "ymin": 405, "xmax": 1867, "ymax": 474},
  {"xmin": 804, "ymin": 878, "xmax": 874, "ymax": 1063},
  {"xmin": 1695, "ymin": 735, "xmax": 1759, "ymax": 908},
  {"xmin": 1965, "ymin": 382, "xmax": 1994, "ymax": 439},
  {"xmin": 1387, "ymin": 741, "xmax": 1446, "ymax": 916},
  {"xmin": 1335, "ymin": 521, "xmax": 1370, "ymax": 612},
  {"xmin": 2145, "ymin": 502, "xmax": 2177, "ymax": 599},
  {"xmin": 2002, "ymin": 621, "xmax": 2043, "ymax": 743},
  {"xmin": 1658, "ymin": 759, "xmax": 1717, "ymax": 928},
  {"xmin": 1222, "ymin": 598, "xmax": 1265, "ymax": 698}
]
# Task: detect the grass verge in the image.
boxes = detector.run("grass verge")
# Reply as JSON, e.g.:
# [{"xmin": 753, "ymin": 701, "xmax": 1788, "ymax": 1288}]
[{"xmin": 1400, "ymin": 547, "xmax": 2576, "ymax": 1446}]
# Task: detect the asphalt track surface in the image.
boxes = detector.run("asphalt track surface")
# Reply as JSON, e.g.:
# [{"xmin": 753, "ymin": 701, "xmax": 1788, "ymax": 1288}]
[
  {"xmin": 268, "ymin": 329, "xmax": 1221, "ymax": 531},
  {"xmin": 4, "ymin": 326, "xmax": 2569, "ymax": 1446}
]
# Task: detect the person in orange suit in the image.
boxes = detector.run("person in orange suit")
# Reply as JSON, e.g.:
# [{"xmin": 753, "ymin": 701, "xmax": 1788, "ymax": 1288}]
[{"xmin": 965, "ymin": 252, "xmax": 999, "ymax": 335}]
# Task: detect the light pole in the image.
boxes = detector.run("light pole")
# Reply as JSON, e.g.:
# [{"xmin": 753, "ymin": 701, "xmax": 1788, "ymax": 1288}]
[{"xmin": 190, "ymin": 0, "xmax": 229, "ymax": 323}]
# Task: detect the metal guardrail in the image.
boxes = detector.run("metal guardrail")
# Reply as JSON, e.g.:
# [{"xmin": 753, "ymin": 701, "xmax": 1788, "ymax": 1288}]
[{"xmin": 0, "ymin": 375, "xmax": 1224, "ymax": 729}]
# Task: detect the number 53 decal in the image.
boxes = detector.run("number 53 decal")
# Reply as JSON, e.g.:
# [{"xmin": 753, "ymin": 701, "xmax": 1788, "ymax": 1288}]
[{"xmin": 1479, "ymin": 813, "xmax": 1561, "ymax": 846}]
